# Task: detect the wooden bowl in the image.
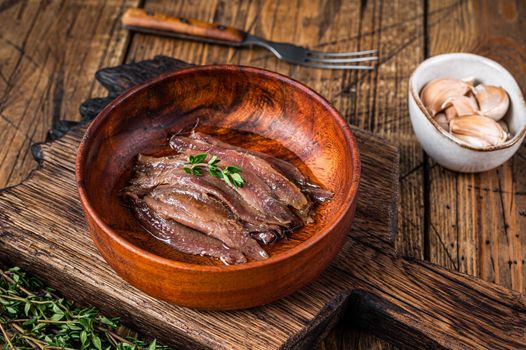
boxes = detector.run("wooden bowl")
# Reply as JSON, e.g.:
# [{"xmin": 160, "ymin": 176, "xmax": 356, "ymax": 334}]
[{"xmin": 76, "ymin": 65, "xmax": 360, "ymax": 310}]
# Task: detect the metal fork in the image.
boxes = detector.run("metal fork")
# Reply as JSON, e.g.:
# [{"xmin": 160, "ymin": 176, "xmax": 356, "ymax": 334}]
[{"xmin": 122, "ymin": 8, "xmax": 378, "ymax": 70}]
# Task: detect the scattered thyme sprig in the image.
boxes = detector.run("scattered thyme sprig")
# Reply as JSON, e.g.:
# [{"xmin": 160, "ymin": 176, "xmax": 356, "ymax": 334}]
[
  {"xmin": 0, "ymin": 266, "xmax": 170, "ymax": 350},
  {"xmin": 183, "ymin": 153, "xmax": 245, "ymax": 188}
]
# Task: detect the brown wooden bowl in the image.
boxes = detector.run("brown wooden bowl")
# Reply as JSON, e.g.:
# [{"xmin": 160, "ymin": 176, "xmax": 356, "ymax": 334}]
[{"xmin": 76, "ymin": 65, "xmax": 360, "ymax": 310}]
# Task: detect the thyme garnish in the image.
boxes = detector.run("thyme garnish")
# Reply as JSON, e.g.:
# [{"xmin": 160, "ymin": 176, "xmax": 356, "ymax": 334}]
[
  {"xmin": 183, "ymin": 153, "xmax": 245, "ymax": 188},
  {"xmin": 0, "ymin": 266, "xmax": 169, "ymax": 350}
]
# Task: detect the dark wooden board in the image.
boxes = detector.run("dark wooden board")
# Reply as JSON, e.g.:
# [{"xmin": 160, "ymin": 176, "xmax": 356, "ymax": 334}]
[{"xmin": 0, "ymin": 57, "xmax": 525, "ymax": 350}]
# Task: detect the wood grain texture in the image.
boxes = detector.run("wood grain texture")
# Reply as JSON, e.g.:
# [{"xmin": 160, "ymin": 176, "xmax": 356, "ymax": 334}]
[
  {"xmin": 0, "ymin": 0, "xmax": 138, "ymax": 189},
  {"xmin": 0, "ymin": 91, "xmax": 397, "ymax": 350},
  {"xmin": 76, "ymin": 64, "xmax": 361, "ymax": 309},
  {"xmin": 126, "ymin": 1, "xmax": 424, "ymax": 347},
  {"xmin": 122, "ymin": 8, "xmax": 247, "ymax": 44},
  {"xmin": 426, "ymin": 0, "xmax": 526, "ymax": 294},
  {"xmin": 0, "ymin": 1, "xmax": 525, "ymax": 349},
  {"xmin": 331, "ymin": 0, "xmax": 426, "ymax": 262},
  {"xmin": 1, "ymin": 57, "xmax": 526, "ymax": 350},
  {"xmin": 1, "ymin": 124, "xmax": 525, "ymax": 349}
]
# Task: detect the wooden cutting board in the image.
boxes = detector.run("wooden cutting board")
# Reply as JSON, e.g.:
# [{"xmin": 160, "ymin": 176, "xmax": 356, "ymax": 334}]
[{"xmin": 0, "ymin": 56, "xmax": 524, "ymax": 350}]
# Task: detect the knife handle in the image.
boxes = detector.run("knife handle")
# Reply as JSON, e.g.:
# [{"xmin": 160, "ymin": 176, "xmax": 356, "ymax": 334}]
[{"xmin": 122, "ymin": 8, "xmax": 246, "ymax": 45}]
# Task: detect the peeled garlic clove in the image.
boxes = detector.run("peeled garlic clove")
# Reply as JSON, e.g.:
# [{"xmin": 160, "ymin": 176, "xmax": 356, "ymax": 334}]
[
  {"xmin": 473, "ymin": 84, "xmax": 509, "ymax": 121},
  {"xmin": 420, "ymin": 78, "xmax": 471, "ymax": 116},
  {"xmin": 449, "ymin": 115, "xmax": 507, "ymax": 147},
  {"xmin": 434, "ymin": 112, "xmax": 449, "ymax": 131},
  {"xmin": 442, "ymin": 95, "xmax": 479, "ymax": 120}
]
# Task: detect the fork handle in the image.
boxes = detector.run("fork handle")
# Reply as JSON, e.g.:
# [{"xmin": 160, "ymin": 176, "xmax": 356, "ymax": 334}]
[{"xmin": 122, "ymin": 8, "xmax": 246, "ymax": 45}]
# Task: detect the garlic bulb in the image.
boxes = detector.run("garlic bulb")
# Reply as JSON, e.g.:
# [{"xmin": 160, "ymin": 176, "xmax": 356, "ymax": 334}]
[
  {"xmin": 441, "ymin": 95, "xmax": 479, "ymax": 120},
  {"xmin": 420, "ymin": 78, "xmax": 471, "ymax": 116},
  {"xmin": 434, "ymin": 112, "xmax": 449, "ymax": 131},
  {"xmin": 449, "ymin": 115, "xmax": 507, "ymax": 147},
  {"xmin": 472, "ymin": 85, "xmax": 509, "ymax": 121}
]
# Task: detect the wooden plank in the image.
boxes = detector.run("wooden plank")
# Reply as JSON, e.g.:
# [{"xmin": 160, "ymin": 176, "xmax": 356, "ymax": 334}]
[
  {"xmin": 126, "ymin": 1, "xmax": 424, "ymax": 348},
  {"xmin": 331, "ymin": 0, "xmax": 426, "ymax": 262},
  {"xmin": 333, "ymin": 0, "xmax": 426, "ymax": 346},
  {"xmin": 0, "ymin": 2, "xmax": 525, "ymax": 346},
  {"xmin": 0, "ymin": 112, "xmax": 400, "ymax": 350},
  {"xmin": 426, "ymin": 0, "xmax": 526, "ymax": 292},
  {"xmin": 0, "ymin": 0, "xmax": 138, "ymax": 188},
  {"xmin": 0, "ymin": 117, "xmax": 524, "ymax": 349}
]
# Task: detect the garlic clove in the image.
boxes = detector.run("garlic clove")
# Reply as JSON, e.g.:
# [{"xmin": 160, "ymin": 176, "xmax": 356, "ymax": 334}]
[
  {"xmin": 449, "ymin": 115, "xmax": 507, "ymax": 147},
  {"xmin": 497, "ymin": 120, "xmax": 509, "ymax": 133},
  {"xmin": 497, "ymin": 120, "xmax": 511, "ymax": 140},
  {"xmin": 462, "ymin": 77, "xmax": 476, "ymax": 86},
  {"xmin": 420, "ymin": 78, "xmax": 472, "ymax": 116},
  {"xmin": 434, "ymin": 112, "xmax": 449, "ymax": 131},
  {"xmin": 441, "ymin": 95, "xmax": 479, "ymax": 120},
  {"xmin": 444, "ymin": 106, "xmax": 457, "ymax": 121},
  {"xmin": 472, "ymin": 84, "xmax": 509, "ymax": 121},
  {"xmin": 453, "ymin": 134, "xmax": 492, "ymax": 148}
]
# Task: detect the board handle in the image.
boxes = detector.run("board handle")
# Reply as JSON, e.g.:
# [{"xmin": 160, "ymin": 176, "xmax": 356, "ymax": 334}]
[{"xmin": 122, "ymin": 8, "xmax": 247, "ymax": 45}]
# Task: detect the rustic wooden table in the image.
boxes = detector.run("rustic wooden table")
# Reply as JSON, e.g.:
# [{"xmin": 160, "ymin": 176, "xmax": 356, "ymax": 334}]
[{"xmin": 1, "ymin": 0, "xmax": 525, "ymax": 349}]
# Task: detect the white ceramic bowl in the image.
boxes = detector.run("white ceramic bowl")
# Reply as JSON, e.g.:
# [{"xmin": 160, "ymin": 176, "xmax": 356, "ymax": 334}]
[{"xmin": 408, "ymin": 53, "xmax": 526, "ymax": 172}]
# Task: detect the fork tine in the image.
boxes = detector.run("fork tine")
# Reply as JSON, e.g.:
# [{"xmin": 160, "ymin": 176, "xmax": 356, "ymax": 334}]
[
  {"xmin": 301, "ymin": 62, "xmax": 375, "ymax": 70},
  {"xmin": 307, "ymin": 49, "xmax": 378, "ymax": 57},
  {"xmin": 306, "ymin": 56, "xmax": 378, "ymax": 64}
]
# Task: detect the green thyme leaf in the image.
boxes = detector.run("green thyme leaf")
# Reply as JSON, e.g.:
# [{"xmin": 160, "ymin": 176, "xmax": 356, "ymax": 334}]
[
  {"xmin": 231, "ymin": 173, "xmax": 244, "ymax": 187},
  {"xmin": 209, "ymin": 167, "xmax": 223, "ymax": 178},
  {"xmin": 100, "ymin": 316, "xmax": 117, "ymax": 328},
  {"xmin": 186, "ymin": 152, "xmax": 208, "ymax": 164},
  {"xmin": 183, "ymin": 153, "xmax": 245, "ymax": 188},
  {"xmin": 0, "ymin": 265, "xmax": 171, "ymax": 349},
  {"xmin": 208, "ymin": 155, "xmax": 219, "ymax": 166},
  {"xmin": 80, "ymin": 330, "xmax": 88, "ymax": 345},
  {"xmin": 93, "ymin": 335, "xmax": 103, "ymax": 350},
  {"xmin": 24, "ymin": 302, "xmax": 31, "ymax": 316},
  {"xmin": 223, "ymin": 174, "xmax": 233, "ymax": 187},
  {"xmin": 192, "ymin": 167, "xmax": 203, "ymax": 176},
  {"xmin": 225, "ymin": 165, "xmax": 241, "ymax": 173},
  {"xmin": 51, "ymin": 312, "xmax": 64, "ymax": 321}
]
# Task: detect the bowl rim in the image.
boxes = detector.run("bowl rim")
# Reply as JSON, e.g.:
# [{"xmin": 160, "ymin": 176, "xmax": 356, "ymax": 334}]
[
  {"xmin": 409, "ymin": 52, "xmax": 526, "ymax": 152},
  {"xmin": 76, "ymin": 64, "xmax": 361, "ymax": 273}
]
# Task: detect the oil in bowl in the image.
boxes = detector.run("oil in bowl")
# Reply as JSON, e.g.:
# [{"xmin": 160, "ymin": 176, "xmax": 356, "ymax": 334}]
[
  {"xmin": 76, "ymin": 65, "xmax": 359, "ymax": 308},
  {"xmin": 111, "ymin": 125, "xmax": 331, "ymax": 267}
]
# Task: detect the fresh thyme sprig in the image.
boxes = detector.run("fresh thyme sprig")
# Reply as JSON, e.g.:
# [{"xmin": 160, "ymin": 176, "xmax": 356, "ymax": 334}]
[
  {"xmin": 0, "ymin": 266, "xmax": 170, "ymax": 350},
  {"xmin": 183, "ymin": 153, "xmax": 245, "ymax": 188}
]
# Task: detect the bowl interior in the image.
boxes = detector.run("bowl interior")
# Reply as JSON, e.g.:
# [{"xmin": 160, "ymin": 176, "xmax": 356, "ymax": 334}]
[
  {"xmin": 78, "ymin": 65, "xmax": 357, "ymax": 268},
  {"xmin": 410, "ymin": 53, "xmax": 526, "ymax": 146}
]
